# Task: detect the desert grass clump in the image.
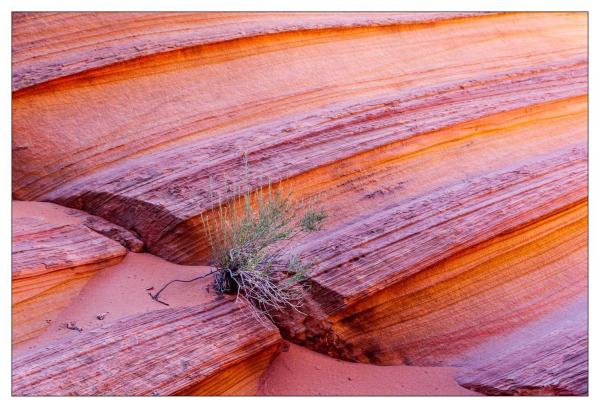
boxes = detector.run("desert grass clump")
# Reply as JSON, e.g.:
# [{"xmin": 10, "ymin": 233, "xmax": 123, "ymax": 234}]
[{"xmin": 202, "ymin": 183, "xmax": 326, "ymax": 322}]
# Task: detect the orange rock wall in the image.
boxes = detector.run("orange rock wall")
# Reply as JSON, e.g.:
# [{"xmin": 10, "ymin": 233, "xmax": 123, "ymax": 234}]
[
  {"xmin": 12, "ymin": 12, "xmax": 488, "ymax": 91},
  {"xmin": 282, "ymin": 201, "xmax": 587, "ymax": 365}
]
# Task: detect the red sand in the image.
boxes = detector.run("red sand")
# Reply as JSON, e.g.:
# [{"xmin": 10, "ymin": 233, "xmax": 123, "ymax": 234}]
[
  {"xmin": 14, "ymin": 251, "xmax": 215, "ymax": 356},
  {"xmin": 14, "ymin": 247, "xmax": 480, "ymax": 396},
  {"xmin": 12, "ymin": 200, "xmax": 85, "ymax": 225},
  {"xmin": 259, "ymin": 343, "xmax": 479, "ymax": 396}
]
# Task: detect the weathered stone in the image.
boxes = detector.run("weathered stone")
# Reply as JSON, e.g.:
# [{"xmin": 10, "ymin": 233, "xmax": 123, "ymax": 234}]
[
  {"xmin": 456, "ymin": 298, "xmax": 588, "ymax": 395},
  {"xmin": 80, "ymin": 215, "xmax": 144, "ymax": 252},
  {"xmin": 12, "ymin": 12, "xmax": 490, "ymax": 91},
  {"xmin": 12, "ymin": 300, "xmax": 281, "ymax": 396}
]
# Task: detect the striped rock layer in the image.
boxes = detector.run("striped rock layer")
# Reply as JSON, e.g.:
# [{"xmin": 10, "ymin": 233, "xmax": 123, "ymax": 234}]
[
  {"xmin": 12, "ymin": 300, "xmax": 281, "ymax": 396},
  {"xmin": 456, "ymin": 297, "xmax": 588, "ymax": 395},
  {"xmin": 12, "ymin": 12, "xmax": 490, "ymax": 91},
  {"xmin": 12, "ymin": 12, "xmax": 588, "ymax": 395}
]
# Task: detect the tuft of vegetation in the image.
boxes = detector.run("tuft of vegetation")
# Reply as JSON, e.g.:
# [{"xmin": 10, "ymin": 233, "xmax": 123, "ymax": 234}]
[
  {"xmin": 149, "ymin": 154, "xmax": 327, "ymax": 323},
  {"xmin": 202, "ymin": 182, "xmax": 326, "ymax": 322}
]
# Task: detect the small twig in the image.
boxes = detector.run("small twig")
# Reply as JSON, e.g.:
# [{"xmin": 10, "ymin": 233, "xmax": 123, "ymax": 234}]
[
  {"xmin": 148, "ymin": 292, "xmax": 170, "ymax": 306},
  {"xmin": 148, "ymin": 270, "xmax": 216, "ymax": 306}
]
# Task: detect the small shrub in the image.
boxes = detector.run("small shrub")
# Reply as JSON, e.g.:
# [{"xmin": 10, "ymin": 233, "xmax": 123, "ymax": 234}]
[{"xmin": 202, "ymin": 182, "xmax": 326, "ymax": 322}]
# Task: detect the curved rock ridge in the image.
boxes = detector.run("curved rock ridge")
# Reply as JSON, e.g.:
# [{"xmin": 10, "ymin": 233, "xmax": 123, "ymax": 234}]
[
  {"xmin": 264, "ymin": 92, "xmax": 588, "ymax": 357},
  {"xmin": 12, "ymin": 205, "xmax": 127, "ymax": 345},
  {"xmin": 12, "ymin": 12, "xmax": 492, "ymax": 91},
  {"xmin": 291, "ymin": 147, "xmax": 587, "ymax": 314},
  {"xmin": 30, "ymin": 63, "xmax": 588, "ymax": 261},
  {"xmin": 279, "ymin": 200, "xmax": 587, "ymax": 365},
  {"xmin": 12, "ymin": 300, "xmax": 282, "ymax": 396},
  {"xmin": 13, "ymin": 200, "xmax": 144, "ymax": 252},
  {"xmin": 13, "ymin": 13, "xmax": 585, "ymax": 204},
  {"xmin": 456, "ymin": 297, "xmax": 588, "ymax": 395}
]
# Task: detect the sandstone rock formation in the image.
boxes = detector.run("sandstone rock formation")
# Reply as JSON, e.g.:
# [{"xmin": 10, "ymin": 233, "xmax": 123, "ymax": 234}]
[
  {"xmin": 12, "ymin": 12, "xmax": 490, "ymax": 91},
  {"xmin": 278, "ymin": 199, "xmax": 587, "ymax": 366},
  {"xmin": 79, "ymin": 214, "xmax": 144, "ymax": 252},
  {"xmin": 12, "ymin": 204, "xmax": 127, "ymax": 345},
  {"xmin": 456, "ymin": 297, "xmax": 588, "ymax": 395},
  {"xmin": 12, "ymin": 12, "xmax": 588, "ymax": 395},
  {"xmin": 12, "ymin": 299, "xmax": 281, "ymax": 396}
]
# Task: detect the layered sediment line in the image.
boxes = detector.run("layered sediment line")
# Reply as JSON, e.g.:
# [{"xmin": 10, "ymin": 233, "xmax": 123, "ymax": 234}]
[
  {"xmin": 12, "ymin": 12, "xmax": 492, "ymax": 91},
  {"xmin": 457, "ymin": 297, "xmax": 588, "ymax": 395},
  {"xmin": 279, "ymin": 200, "xmax": 587, "ymax": 366},
  {"xmin": 33, "ymin": 63, "xmax": 588, "ymax": 262},
  {"xmin": 13, "ymin": 12, "xmax": 585, "ymax": 204}
]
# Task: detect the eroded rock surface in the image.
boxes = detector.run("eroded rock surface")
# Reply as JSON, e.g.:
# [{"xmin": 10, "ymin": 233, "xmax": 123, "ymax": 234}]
[
  {"xmin": 276, "ymin": 200, "xmax": 587, "ymax": 366},
  {"xmin": 12, "ymin": 200, "xmax": 144, "ymax": 251},
  {"xmin": 456, "ymin": 297, "xmax": 588, "ymax": 396},
  {"xmin": 79, "ymin": 215, "xmax": 144, "ymax": 252},
  {"xmin": 12, "ymin": 12, "xmax": 490, "ymax": 91},
  {"xmin": 13, "ymin": 13, "xmax": 585, "ymax": 211},
  {"xmin": 12, "ymin": 300, "xmax": 281, "ymax": 396}
]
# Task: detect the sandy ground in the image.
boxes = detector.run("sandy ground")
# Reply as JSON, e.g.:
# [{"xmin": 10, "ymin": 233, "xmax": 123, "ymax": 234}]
[
  {"xmin": 12, "ymin": 200, "xmax": 86, "ymax": 225},
  {"xmin": 14, "ymin": 251, "xmax": 215, "ymax": 356},
  {"xmin": 13, "ymin": 200, "xmax": 478, "ymax": 396},
  {"xmin": 14, "ymin": 249, "xmax": 478, "ymax": 396},
  {"xmin": 259, "ymin": 342, "xmax": 478, "ymax": 396}
]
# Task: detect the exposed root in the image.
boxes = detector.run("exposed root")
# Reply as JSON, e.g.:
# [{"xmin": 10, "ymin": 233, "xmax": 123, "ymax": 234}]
[{"xmin": 148, "ymin": 270, "xmax": 216, "ymax": 306}]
